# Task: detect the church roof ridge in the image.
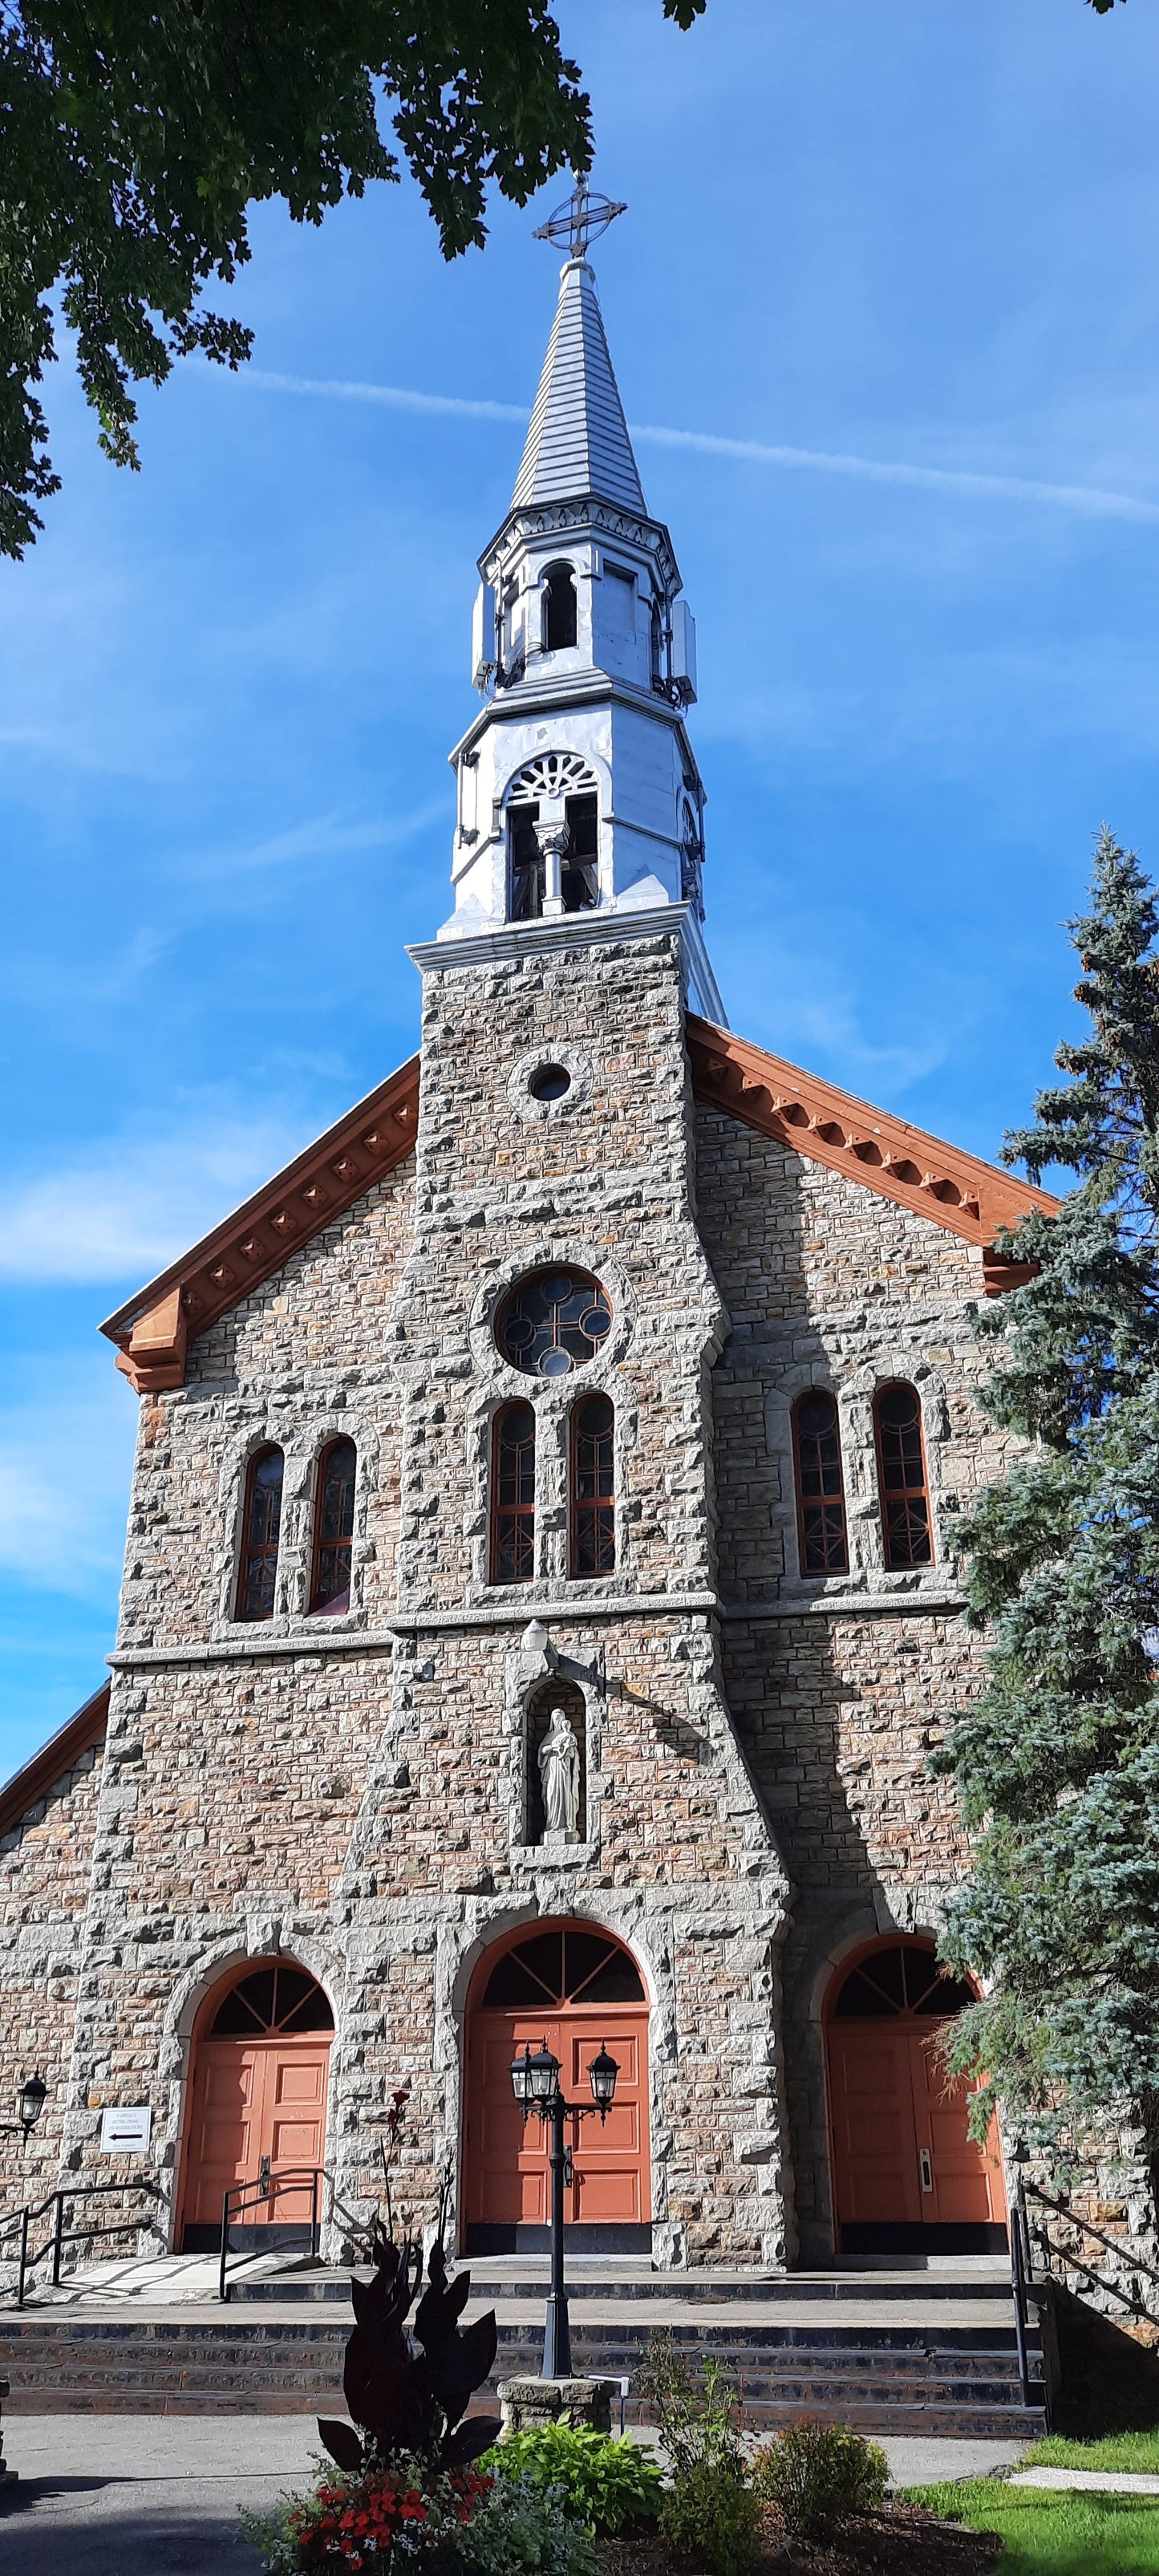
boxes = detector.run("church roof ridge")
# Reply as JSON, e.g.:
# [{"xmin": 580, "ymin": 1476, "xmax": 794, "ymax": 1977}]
[
  {"xmin": 0, "ymin": 1681, "xmax": 109, "ymax": 1840},
  {"xmin": 512, "ymin": 257, "xmax": 646, "ymax": 517},
  {"xmin": 687, "ymin": 1016, "xmax": 1058, "ymax": 1285},
  {"xmin": 100, "ymin": 1020, "xmax": 1059, "ymax": 1398}
]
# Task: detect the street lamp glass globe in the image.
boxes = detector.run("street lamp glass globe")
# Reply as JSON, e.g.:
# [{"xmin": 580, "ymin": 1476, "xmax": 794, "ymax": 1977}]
[
  {"xmin": 18, "ymin": 2071, "xmax": 47, "ymax": 2133},
  {"xmin": 527, "ymin": 2040, "xmax": 561, "ymax": 2104},
  {"xmin": 588, "ymin": 2043, "xmax": 619, "ymax": 2112}
]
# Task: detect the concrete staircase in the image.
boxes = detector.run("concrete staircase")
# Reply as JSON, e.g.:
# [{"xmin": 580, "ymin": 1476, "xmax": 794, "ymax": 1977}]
[{"xmin": 0, "ymin": 2256, "xmax": 1049, "ymax": 2436}]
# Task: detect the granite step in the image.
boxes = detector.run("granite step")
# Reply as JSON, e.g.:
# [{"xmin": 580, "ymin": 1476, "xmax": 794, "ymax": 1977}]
[{"xmin": 0, "ymin": 2299, "xmax": 1047, "ymax": 2436}]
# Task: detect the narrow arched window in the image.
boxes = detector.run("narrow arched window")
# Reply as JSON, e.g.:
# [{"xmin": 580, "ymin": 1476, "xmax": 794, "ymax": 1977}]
[
  {"xmin": 792, "ymin": 1392, "xmax": 848, "ymax": 1576},
  {"xmin": 542, "ymin": 563, "xmax": 577, "ymax": 652},
  {"xmin": 492, "ymin": 1402, "xmax": 536, "ymax": 1584},
  {"xmin": 237, "ymin": 1446, "xmax": 283, "ymax": 1621},
  {"xmin": 874, "ymin": 1384, "xmax": 933, "ymax": 1568},
  {"xmin": 571, "ymin": 1393, "xmax": 615, "ymax": 1576},
  {"xmin": 310, "ymin": 1437, "xmax": 357, "ymax": 1616}
]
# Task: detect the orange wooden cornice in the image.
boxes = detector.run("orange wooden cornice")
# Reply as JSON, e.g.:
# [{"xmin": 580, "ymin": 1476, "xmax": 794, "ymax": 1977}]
[
  {"xmin": 100, "ymin": 1057, "xmax": 419, "ymax": 1392},
  {"xmin": 0, "ymin": 1682, "xmax": 109, "ymax": 1840},
  {"xmin": 687, "ymin": 1016, "xmax": 1056, "ymax": 1286}
]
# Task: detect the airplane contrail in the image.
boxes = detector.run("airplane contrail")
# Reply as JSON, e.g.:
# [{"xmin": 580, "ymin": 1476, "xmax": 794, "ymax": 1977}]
[{"xmin": 245, "ymin": 369, "xmax": 1159, "ymax": 526}]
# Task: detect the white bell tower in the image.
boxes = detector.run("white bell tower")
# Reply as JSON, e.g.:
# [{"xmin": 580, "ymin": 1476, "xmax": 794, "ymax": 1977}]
[{"xmin": 428, "ymin": 179, "xmax": 725, "ymax": 1026}]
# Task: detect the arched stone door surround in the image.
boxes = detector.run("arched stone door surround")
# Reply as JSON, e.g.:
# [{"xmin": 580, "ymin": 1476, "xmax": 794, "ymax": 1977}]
[
  {"xmin": 824, "ymin": 1934, "xmax": 1007, "ymax": 2256},
  {"xmin": 463, "ymin": 1917, "xmax": 651, "ymax": 2255},
  {"xmin": 178, "ymin": 1957, "xmax": 334, "ymax": 2251}
]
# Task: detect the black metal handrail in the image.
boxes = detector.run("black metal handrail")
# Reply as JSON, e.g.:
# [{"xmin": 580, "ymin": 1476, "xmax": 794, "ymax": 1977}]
[
  {"xmin": 0, "ymin": 2179, "xmax": 162, "ymax": 2310},
  {"xmin": 219, "ymin": 2165, "xmax": 322, "ymax": 2302},
  {"xmin": 1009, "ymin": 2178, "xmax": 1038, "ymax": 2408},
  {"xmin": 1022, "ymin": 2176, "xmax": 1159, "ymax": 2321}
]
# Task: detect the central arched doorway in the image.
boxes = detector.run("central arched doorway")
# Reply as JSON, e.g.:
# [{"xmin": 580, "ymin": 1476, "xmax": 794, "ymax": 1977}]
[
  {"xmin": 825, "ymin": 1937, "xmax": 1007, "ymax": 2255},
  {"xmin": 179, "ymin": 1960, "xmax": 334, "ymax": 2251},
  {"xmin": 464, "ymin": 1919, "xmax": 650, "ymax": 2254}
]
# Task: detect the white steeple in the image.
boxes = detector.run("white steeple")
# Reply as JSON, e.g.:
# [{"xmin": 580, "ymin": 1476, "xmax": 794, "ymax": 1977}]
[
  {"xmin": 423, "ymin": 181, "xmax": 724, "ymax": 1027},
  {"xmin": 513, "ymin": 258, "xmax": 646, "ymax": 517}
]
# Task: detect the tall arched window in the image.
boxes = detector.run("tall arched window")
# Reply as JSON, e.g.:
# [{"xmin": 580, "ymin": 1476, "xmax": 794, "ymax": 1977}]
[
  {"xmin": 792, "ymin": 1391, "xmax": 849, "ymax": 1576},
  {"xmin": 310, "ymin": 1437, "xmax": 357, "ymax": 1616},
  {"xmin": 542, "ymin": 563, "xmax": 577, "ymax": 651},
  {"xmin": 236, "ymin": 1446, "xmax": 283, "ymax": 1621},
  {"xmin": 492, "ymin": 1402, "xmax": 536, "ymax": 1584},
  {"xmin": 874, "ymin": 1384, "xmax": 933, "ymax": 1568},
  {"xmin": 571, "ymin": 1394, "xmax": 615, "ymax": 1576}
]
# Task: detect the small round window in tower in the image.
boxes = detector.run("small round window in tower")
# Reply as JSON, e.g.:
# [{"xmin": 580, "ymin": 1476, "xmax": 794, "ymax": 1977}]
[
  {"xmin": 497, "ymin": 1268, "xmax": 612, "ymax": 1377},
  {"xmin": 529, "ymin": 1063, "xmax": 572, "ymax": 1103}
]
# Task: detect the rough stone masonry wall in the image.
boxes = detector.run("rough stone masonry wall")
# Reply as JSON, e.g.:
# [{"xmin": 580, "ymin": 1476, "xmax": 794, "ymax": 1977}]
[
  {"xmin": 44, "ymin": 932, "xmax": 795, "ymax": 2271},
  {"xmin": 0, "ymin": 1742, "xmax": 104, "ymax": 2217},
  {"xmin": 695, "ymin": 1105, "xmax": 1016, "ymax": 2259},
  {"xmin": 118, "ymin": 1158, "xmax": 415, "ymax": 1650}
]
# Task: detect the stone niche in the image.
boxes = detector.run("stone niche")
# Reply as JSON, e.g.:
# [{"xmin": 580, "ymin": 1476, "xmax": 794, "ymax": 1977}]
[{"xmin": 525, "ymin": 1677, "xmax": 587, "ymax": 1846}]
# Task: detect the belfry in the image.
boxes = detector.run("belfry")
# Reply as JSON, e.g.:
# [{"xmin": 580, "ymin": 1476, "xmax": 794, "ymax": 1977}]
[{"xmin": 2, "ymin": 186, "xmax": 1060, "ymax": 2287}]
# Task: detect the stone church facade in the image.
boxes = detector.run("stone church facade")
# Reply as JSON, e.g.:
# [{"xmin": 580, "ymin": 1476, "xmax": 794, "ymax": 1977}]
[{"xmin": 0, "ymin": 213, "xmax": 1061, "ymax": 2275}]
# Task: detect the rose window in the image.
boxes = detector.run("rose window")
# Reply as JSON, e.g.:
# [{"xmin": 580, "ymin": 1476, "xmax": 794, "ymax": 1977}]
[{"xmin": 496, "ymin": 1268, "xmax": 613, "ymax": 1379}]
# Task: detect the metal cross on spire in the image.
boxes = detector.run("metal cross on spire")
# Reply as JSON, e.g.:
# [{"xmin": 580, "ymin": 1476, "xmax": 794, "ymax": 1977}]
[{"xmin": 533, "ymin": 172, "xmax": 626, "ymax": 262}]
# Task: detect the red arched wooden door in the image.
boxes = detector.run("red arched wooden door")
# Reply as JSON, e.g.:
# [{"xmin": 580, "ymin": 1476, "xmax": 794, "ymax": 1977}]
[
  {"xmin": 825, "ymin": 1937, "xmax": 1007, "ymax": 2256},
  {"xmin": 464, "ymin": 1921, "xmax": 650, "ymax": 2255},
  {"xmin": 180, "ymin": 1961, "xmax": 333, "ymax": 2251}
]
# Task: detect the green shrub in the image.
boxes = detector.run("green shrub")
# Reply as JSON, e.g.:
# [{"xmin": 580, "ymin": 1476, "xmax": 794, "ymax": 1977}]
[
  {"xmin": 456, "ymin": 2471, "xmax": 599, "ymax": 2576},
  {"xmin": 660, "ymin": 2459, "xmax": 761, "ymax": 2576},
  {"xmin": 752, "ymin": 2420, "xmax": 889, "ymax": 2542},
  {"xmin": 637, "ymin": 2331, "xmax": 744, "ymax": 2473},
  {"xmin": 484, "ymin": 2425, "xmax": 663, "ymax": 2535}
]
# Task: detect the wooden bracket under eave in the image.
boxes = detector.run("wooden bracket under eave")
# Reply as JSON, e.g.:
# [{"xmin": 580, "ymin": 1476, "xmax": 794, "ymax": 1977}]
[
  {"xmin": 982, "ymin": 1244, "xmax": 1039, "ymax": 1298},
  {"xmin": 115, "ymin": 1285, "xmax": 188, "ymax": 1393}
]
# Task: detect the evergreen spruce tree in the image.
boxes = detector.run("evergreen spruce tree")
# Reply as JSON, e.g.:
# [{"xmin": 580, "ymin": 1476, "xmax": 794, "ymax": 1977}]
[{"xmin": 936, "ymin": 828, "xmax": 1159, "ymax": 2170}]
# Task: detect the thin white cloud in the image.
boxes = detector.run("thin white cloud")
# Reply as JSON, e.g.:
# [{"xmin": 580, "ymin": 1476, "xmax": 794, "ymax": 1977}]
[
  {"xmin": 0, "ymin": 1115, "xmax": 309, "ymax": 1284},
  {"xmin": 0, "ymin": 1377, "xmax": 136, "ymax": 1597},
  {"xmin": 239, "ymin": 368, "xmax": 1159, "ymax": 526}
]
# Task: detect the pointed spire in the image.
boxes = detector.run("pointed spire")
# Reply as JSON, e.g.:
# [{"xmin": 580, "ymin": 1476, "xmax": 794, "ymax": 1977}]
[{"xmin": 513, "ymin": 258, "xmax": 646, "ymax": 517}]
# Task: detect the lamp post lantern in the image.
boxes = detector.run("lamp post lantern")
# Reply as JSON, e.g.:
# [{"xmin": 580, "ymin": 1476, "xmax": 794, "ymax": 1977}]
[
  {"xmin": 509, "ymin": 2036, "xmax": 619, "ymax": 2379},
  {"xmin": 1, "ymin": 2071, "xmax": 47, "ymax": 2141}
]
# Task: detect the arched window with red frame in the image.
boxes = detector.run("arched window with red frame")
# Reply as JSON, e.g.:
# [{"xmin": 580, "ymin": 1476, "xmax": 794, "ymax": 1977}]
[
  {"xmin": 570, "ymin": 1393, "xmax": 615, "ymax": 1576},
  {"xmin": 236, "ymin": 1446, "xmax": 283, "ymax": 1622},
  {"xmin": 492, "ymin": 1402, "xmax": 536, "ymax": 1584},
  {"xmin": 874, "ymin": 1383, "xmax": 933, "ymax": 1568},
  {"xmin": 792, "ymin": 1390, "xmax": 849, "ymax": 1576},
  {"xmin": 309, "ymin": 1438, "xmax": 357, "ymax": 1616}
]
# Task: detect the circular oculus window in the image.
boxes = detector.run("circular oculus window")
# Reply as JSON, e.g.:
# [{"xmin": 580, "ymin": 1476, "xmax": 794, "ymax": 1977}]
[
  {"xmin": 528, "ymin": 1063, "xmax": 572, "ymax": 1103},
  {"xmin": 496, "ymin": 1268, "xmax": 613, "ymax": 1377}
]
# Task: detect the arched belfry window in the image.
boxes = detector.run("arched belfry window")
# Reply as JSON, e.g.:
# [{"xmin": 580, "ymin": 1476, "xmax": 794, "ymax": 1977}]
[
  {"xmin": 236, "ymin": 1446, "xmax": 283, "ymax": 1622},
  {"xmin": 492, "ymin": 1402, "xmax": 536, "ymax": 1584},
  {"xmin": 542, "ymin": 562, "xmax": 577, "ymax": 651},
  {"xmin": 507, "ymin": 753, "xmax": 600, "ymax": 924},
  {"xmin": 571, "ymin": 1394, "xmax": 615, "ymax": 1576},
  {"xmin": 874, "ymin": 1383, "xmax": 933, "ymax": 1568},
  {"xmin": 792, "ymin": 1391, "xmax": 849, "ymax": 1576},
  {"xmin": 310, "ymin": 1437, "xmax": 356, "ymax": 1616}
]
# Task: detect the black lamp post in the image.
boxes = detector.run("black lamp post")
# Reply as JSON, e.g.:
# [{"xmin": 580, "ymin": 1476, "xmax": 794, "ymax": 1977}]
[
  {"xmin": 1, "ymin": 2072, "xmax": 47, "ymax": 2141},
  {"xmin": 510, "ymin": 2037, "xmax": 619, "ymax": 2379}
]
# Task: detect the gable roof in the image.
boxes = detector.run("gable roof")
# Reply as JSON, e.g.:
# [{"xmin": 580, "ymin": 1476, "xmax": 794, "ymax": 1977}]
[
  {"xmin": 100, "ymin": 1055, "xmax": 419, "ymax": 1392},
  {"xmin": 0, "ymin": 1682, "xmax": 109, "ymax": 1840},
  {"xmin": 687, "ymin": 1015, "xmax": 1056, "ymax": 1281},
  {"xmin": 512, "ymin": 258, "xmax": 646, "ymax": 516},
  {"xmin": 100, "ymin": 1015, "xmax": 1055, "ymax": 1395}
]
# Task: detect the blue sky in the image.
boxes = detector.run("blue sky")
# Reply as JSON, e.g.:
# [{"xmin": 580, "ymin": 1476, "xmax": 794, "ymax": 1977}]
[{"xmin": 2, "ymin": 0, "xmax": 1158, "ymax": 1779}]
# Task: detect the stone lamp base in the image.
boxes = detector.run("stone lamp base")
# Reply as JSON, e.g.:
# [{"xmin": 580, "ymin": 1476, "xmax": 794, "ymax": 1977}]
[{"xmin": 496, "ymin": 2375, "xmax": 614, "ymax": 2434}]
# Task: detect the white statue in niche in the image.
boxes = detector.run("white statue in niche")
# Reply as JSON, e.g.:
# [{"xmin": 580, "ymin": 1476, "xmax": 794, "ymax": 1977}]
[{"xmin": 538, "ymin": 1706, "xmax": 582, "ymax": 1843}]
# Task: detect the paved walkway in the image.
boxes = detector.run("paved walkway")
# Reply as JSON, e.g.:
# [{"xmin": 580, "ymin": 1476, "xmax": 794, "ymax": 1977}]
[
  {"xmin": 0, "ymin": 2416, "xmax": 1037, "ymax": 2574},
  {"xmin": 1009, "ymin": 2463, "xmax": 1159, "ymax": 2494}
]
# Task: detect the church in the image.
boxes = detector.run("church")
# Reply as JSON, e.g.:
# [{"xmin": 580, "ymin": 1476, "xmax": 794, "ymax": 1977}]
[{"xmin": 0, "ymin": 185, "xmax": 1061, "ymax": 2277}]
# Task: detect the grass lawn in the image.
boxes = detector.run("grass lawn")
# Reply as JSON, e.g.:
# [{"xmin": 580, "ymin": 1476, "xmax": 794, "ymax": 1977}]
[
  {"xmin": 1024, "ymin": 2428, "xmax": 1159, "ymax": 2474},
  {"xmin": 906, "ymin": 2481, "xmax": 1159, "ymax": 2573}
]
